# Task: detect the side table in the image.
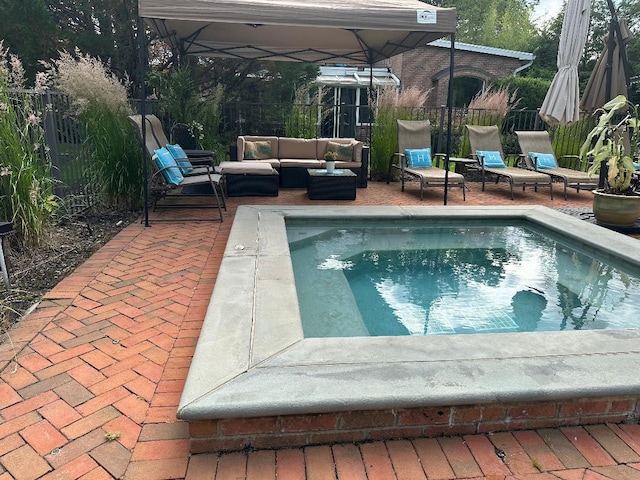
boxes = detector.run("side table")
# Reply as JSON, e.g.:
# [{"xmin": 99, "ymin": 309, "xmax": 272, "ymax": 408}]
[{"xmin": 307, "ymin": 169, "xmax": 357, "ymax": 200}]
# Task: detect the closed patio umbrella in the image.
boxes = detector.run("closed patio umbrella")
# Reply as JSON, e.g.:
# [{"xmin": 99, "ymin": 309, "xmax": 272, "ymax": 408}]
[
  {"xmin": 539, "ymin": 0, "xmax": 591, "ymax": 125},
  {"xmin": 580, "ymin": 18, "xmax": 633, "ymax": 112}
]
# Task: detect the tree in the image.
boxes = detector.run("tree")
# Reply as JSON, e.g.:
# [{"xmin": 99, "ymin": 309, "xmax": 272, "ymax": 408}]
[
  {"xmin": 430, "ymin": 0, "xmax": 537, "ymax": 51},
  {"xmin": 0, "ymin": 0, "xmax": 58, "ymax": 81}
]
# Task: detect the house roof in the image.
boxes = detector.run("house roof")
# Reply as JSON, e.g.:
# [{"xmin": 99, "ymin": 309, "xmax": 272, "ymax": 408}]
[{"xmin": 428, "ymin": 39, "xmax": 534, "ymax": 61}]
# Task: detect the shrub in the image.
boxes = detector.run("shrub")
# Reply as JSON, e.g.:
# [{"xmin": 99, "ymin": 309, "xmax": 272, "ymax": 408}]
[
  {"xmin": 285, "ymin": 84, "xmax": 320, "ymax": 139},
  {"xmin": 459, "ymin": 86, "xmax": 520, "ymax": 159},
  {"xmin": 45, "ymin": 50, "xmax": 142, "ymax": 208},
  {"xmin": 0, "ymin": 44, "xmax": 57, "ymax": 247},
  {"xmin": 370, "ymin": 85, "xmax": 430, "ymax": 180}
]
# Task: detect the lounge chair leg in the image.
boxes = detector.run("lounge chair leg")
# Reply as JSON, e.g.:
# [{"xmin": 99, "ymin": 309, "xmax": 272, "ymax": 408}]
[
  {"xmin": 462, "ymin": 182, "xmax": 466, "ymax": 201},
  {"xmin": 564, "ymin": 182, "xmax": 568, "ymax": 200},
  {"xmin": 510, "ymin": 182, "xmax": 514, "ymax": 200},
  {"xmin": 211, "ymin": 184, "xmax": 224, "ymax": 222},
  {"xmin": 420, "ymin": 179, "xmax": 424, "ymax": 200}
]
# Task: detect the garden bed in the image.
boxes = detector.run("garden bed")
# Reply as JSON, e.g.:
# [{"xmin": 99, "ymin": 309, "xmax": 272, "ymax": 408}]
[{"xmin": 0, "ymin": 206, "xmax": 140, "ymax": 332}]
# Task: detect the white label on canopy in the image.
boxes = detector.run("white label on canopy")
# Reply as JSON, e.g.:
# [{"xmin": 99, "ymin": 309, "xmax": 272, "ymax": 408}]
[{"xmin": 417, "ymin": 10, "xmax": 437, "ymax": 24}]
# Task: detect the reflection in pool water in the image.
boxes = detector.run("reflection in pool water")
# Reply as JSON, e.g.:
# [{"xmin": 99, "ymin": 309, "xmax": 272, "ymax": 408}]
[{"xmin": 288, "ymin": 222, "xmax": 640, "ymax": 337}]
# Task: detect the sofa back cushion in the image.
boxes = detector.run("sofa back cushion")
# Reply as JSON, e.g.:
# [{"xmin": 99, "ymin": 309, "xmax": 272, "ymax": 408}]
[
  {"xmin": 238, "ymin": 136, "xmax": 278, "ymax": 160},
  {"xmin": 317, "ymin": 138, "xmax": 362, "ymax": 163},
  {"xmin": 279, "ymin": 138, "xmax": 317, "ymax": 159}
]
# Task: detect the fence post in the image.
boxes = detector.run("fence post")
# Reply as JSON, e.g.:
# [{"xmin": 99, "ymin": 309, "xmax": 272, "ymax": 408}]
[
  {"xmin": 437, "ymin": 105, "xmax": 446, "ymax": 153},
  {"xmin": 41, "ymin": 90, "xmax": 64, "ymax": 195}
]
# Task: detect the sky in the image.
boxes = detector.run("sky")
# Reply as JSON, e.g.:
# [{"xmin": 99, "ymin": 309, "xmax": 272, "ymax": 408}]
[{"xmin": 532, "ymin": 0, "xmax": 563, "ymax": 26}]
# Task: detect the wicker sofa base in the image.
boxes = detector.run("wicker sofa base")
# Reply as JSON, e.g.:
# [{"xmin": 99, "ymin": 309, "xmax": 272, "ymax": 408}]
[{"xmin": 225, "ymin": 173, "xmax": 279, "ymax": 197}]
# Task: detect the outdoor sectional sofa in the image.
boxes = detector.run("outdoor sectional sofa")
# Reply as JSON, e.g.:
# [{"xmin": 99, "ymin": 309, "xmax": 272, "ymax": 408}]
[{"xmin": 232, "ymin": 135, "xmax": 369, "ymax": 189}]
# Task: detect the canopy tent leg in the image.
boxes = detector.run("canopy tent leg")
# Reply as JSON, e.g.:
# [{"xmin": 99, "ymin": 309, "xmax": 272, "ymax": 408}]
[
  {"xmin": 138, "ymin": 16, "xmax": 150, "ymax": 227},
  {"xmin": 443, "ymin": 32, "xmax": 455, "ymax": 205}
]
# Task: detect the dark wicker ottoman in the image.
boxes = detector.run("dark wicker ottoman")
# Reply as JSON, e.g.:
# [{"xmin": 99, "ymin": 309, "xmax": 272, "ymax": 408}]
[
  {"xmin": 307, "ymin": 169, "xmax": 357, "ymax": 200},
  {"xmin": 220, "ymin": 162, "xmax": 279, "ymax": 197}
]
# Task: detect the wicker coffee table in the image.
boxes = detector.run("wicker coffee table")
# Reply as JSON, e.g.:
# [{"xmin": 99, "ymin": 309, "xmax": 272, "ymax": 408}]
[{"xmin": 307, "ymin": 169, "xmax": 357, "ymax": 200}]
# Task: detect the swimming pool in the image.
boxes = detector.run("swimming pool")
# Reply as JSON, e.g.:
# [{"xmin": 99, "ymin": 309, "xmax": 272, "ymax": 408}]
[
  {"xmin": 287, "ymin": 221, "xmax": 640, "ymax": 337},
  {"xmin": 178, "ymin": 205, "xmax": 640, "ymax": 433}
]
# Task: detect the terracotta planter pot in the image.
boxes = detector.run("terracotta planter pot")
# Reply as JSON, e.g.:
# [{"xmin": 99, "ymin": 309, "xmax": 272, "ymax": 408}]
[{"xmin": 592, "ymin": 190, "xmax": 640, "ymax": 227}]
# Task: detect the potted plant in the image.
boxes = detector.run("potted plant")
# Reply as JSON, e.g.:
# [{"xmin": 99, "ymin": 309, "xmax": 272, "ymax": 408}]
[
  {"xmin": 324, "ymin": 150, "xmax": 338, "ymax": 173},
  {"xmin": 581, "ymin": 95, "xmax": 640, "ymax": 227}
]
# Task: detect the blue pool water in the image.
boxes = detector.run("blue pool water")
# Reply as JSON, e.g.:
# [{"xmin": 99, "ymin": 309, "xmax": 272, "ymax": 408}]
[{"xmin": 287, "ymin": 220, "xmax": 640, "ymax": 337}]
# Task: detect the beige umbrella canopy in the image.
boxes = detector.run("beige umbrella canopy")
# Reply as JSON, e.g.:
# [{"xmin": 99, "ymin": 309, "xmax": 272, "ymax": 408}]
[
  {"xmin": 539, "ymin": 0, "xmax": 591, "ymax": 125},
  {"xmin": 580, "ymin": 18, "xmax": 633, "ymax": 112}
]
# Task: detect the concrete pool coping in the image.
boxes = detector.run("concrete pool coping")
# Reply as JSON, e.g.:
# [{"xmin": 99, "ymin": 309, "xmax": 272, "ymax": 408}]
[{"xmin": 177, "ymin": 205, "xmax": 640, "ymax": 421}]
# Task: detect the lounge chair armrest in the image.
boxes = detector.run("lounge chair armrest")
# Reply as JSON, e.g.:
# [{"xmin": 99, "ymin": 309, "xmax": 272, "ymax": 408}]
[
  {"xmin": 506, "ymin": 153, "xmax": 524, "ymax": 168},
  {"xmin": 560, "ymin": 154, "xmax": 581, "ymax": 170},
  {"xmin": 188, "ymin": 156, "xmax": 216, "ymax": 167},
  {"xmin": 432, "ymin": 152, "xmax": 446, "ymax": 168}
]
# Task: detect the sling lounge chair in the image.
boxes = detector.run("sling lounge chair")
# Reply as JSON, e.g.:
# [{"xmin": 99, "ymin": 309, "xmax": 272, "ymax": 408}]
[
  {"xmin": 516, "ymin": 130, "xmax": 598, "ymax": 200},
  {"xmin": 128, "ymin": 115, "xmax": 225, "ymax": 222},
  {"xmin": 387, "ymin": 120, "xmax": 465, "ymax": 200},
  {"xmin": 466, "ymin": 125, "xmax": 553, "ymax": 200}
]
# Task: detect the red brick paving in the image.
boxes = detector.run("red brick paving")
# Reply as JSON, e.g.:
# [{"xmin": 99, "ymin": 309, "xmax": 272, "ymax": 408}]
[{"xmin": 1, "ymin": 181, "xmax": 639, "ymax": 479}]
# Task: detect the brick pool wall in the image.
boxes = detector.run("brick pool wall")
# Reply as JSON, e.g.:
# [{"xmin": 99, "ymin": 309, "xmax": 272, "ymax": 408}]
[{"xmin": 188, "ymin": 396, "xmax": 640, "ymax": 453}]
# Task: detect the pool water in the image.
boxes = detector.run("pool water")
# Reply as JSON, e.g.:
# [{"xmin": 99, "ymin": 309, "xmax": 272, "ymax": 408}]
[{"xmin": 287, "ymin": 220, "xmax": 640, "ymax": 337}]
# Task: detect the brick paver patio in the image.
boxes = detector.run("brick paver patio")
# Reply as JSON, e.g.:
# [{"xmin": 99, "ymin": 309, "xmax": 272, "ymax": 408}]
[{"xmin": 2, "ymin": 180, "xmax": 640, "ymax": 479}]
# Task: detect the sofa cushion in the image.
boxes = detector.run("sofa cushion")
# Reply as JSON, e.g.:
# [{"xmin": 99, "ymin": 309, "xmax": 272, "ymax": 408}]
[
  {"xmin": 219, "ymin": 161, "xmax": 276, "ymax": 175},
  {"xmin": 279, "ymin": 159, "xmax": 323, "ymax": 168},
  {"xmin": 326, "ymin": 141, "xmax": 355, "ymax": 162},
  {"xmin": 279, "ymin": 138, "xmax": 317, "ymax": 159},
  {"xmin": 317, "ymin": 138, "xmax": 361, "ymax": 162},
  {"xmin": 244, "ymin": 140, "xmax": 273, "ymax": 160},
  {"xmin": 238, "ymin": 136, "xmax": 278, "ymax": 160}
]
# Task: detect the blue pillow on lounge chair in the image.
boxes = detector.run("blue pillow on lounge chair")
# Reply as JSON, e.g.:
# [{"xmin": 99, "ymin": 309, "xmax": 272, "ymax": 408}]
[
  {"xmin": 153, "ymin": 148, "xmax": 184, "ymax": 186},
  {"xmin": 166, "ymin": 143, "xmax": 194, "ymax": 174},
  {"xmin": 475, "ymin": 150, "xmax": 506, "ymax": 168},
  {"xmin": 405, "ymin": 148, "xmax": 432, "ymax": 167},
  {"xmin": 529, "ymin": 152, "xmax": 557, "ymax": 169}
]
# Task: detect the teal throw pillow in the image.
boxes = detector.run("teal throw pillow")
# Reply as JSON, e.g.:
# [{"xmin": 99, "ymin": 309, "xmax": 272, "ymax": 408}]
[
  {"xmin": 166, "ymin": 143, "xmax": 194, "ymax": 174},
  {"xmin": 634, "ymin": 162, "xmax": 640, "ymax": 171},
  {"xmin": 529, "ymin": 152, "xmax": 557, "ymax": 169},
  {"xmin": 154, "ymin": 148, "xmax": 184, "ymax": 186},
  {"xmin": 405, "ymin": 148, "xmax": 432, "ymax": 167},
  {"xmin": 476, "ymin": 150, "xmax": 506, "ymax": 168}
]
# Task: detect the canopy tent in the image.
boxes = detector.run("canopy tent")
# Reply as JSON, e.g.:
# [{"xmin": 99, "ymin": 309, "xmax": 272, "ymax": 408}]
[
  {"xmin": 139, "ymin": 0, "xmax": 456, "ymax": 64},
  {"xmin": 137, "ymin": 0, "xmax": 457, "ymax": 222}
]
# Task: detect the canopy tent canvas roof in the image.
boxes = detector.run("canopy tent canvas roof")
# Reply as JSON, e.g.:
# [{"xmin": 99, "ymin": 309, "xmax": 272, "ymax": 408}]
[
  {"xmin": 136, "ymin": 0, "xmax": 458, "ymax": 220},
  {"xmin": 139, "ymin": 0, "xmax": 456, "ymax": 65}
]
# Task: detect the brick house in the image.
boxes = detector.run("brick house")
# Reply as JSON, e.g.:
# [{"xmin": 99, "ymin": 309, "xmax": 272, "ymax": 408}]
[
  {"xmin": 315, "ymin": 41, "xmax": 534, "ymax": 137},
  {"xmin": 386, "ymin": 40, "xmax": 535, "ymax": 108}
]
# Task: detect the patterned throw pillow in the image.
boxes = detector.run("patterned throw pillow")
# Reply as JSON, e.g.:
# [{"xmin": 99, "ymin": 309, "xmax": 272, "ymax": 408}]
[
  {"xmin": 404, "ymin": 148, "xmax": 432, "ymax": 167},
  {"xmin": 166, "ymin": 144, "xmax": 194, "ymax": 174},
  {"xmin": 244, "ymin": 140, "xmax": 273, "ymax": 160},
  {"xmin": 476, "ymin": 150, "xmax": 506, "ymax": 168},
  {"xmin": 153, "ymin": 148, "xmax": 184, "ymax": 186},
  {"xmin": 528, "ymin": 152, "xmax": 557, "ymax": 169},
  {"xmin": 326, "ymin": 141, "xmax": 354, "ymax": 162}
]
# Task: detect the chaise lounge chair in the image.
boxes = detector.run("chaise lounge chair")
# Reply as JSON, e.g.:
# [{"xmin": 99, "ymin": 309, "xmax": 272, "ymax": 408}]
[
  {"xmin": 466, "ymin": 125, "xmax": 553, "ymax": 200},
  {"xmin": 128, "ymin": 115, "xmax": 225, "ymax": 222},
  {"xmin": 387, "ymin": 120, "xmax": 465, "ymax": 200},
  {"xmin": 516, "ymin": 130, "xmax": 598, "ymax": 200}
]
